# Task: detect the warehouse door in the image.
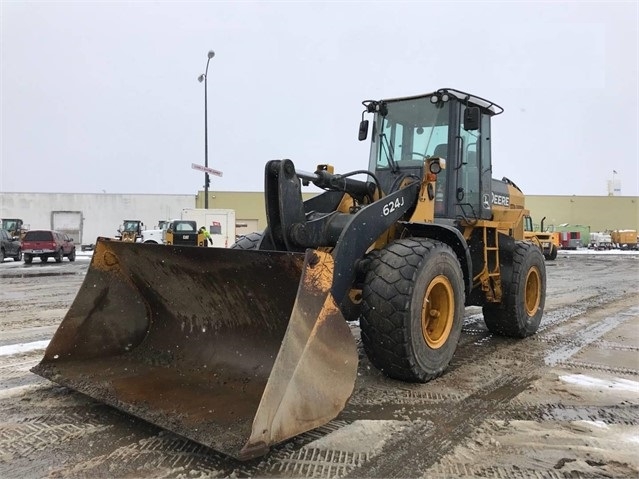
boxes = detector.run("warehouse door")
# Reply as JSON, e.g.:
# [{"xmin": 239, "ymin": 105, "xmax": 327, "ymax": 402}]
[{"xmin": 51, "ymin": 211, "xmax": 83, "ymax": 245}]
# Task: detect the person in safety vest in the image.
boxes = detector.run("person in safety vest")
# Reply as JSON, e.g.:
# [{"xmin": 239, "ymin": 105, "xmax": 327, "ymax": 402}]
[{"xmin": 198, "ymin": 226, "xmax": 213, "ymax": 245}]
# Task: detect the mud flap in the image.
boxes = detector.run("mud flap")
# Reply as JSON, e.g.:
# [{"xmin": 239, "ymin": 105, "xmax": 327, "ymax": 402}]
[{"xmin": 31, "ymin": 239, "xmax": 358, "ymax": 460}]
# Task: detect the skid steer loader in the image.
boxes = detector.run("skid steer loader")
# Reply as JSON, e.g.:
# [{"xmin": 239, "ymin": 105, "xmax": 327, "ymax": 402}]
[{"xmin": 32, "ymin": 88, "xmax": 546, "ymax": 460}]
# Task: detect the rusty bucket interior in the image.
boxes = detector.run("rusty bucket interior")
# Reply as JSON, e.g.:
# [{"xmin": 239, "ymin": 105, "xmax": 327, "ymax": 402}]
[{"xmin": 31, "ymin": 239, "xmax": 358, "ymax": 460}]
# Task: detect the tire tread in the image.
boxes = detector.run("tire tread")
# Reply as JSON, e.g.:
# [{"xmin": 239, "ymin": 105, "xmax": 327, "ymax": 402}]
[{"xmin": 361, "ymin": 238, "xmax": 464, "ymax": 383}]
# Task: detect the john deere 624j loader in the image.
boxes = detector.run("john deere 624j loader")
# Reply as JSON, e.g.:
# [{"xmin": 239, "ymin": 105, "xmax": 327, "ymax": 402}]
[{"xmin": 33, "ymin": 88, "xmax": 546, "ymax": 460}]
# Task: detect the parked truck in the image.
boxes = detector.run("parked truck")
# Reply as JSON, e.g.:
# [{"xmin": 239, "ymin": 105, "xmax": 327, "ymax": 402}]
[
  {"xmin": 589, "ymin": 232, "xmax": 612, "ymax": 250},
  {"xmin": 611, "ymin": 229, "xmax": 638, "ymax": 250},
  {"xmin": 140, "ymin": 220, "xmax": 170, "ymax": 244},
  {"xmin": 180, "ymin": 208, "xmax": 236, "ymax": 248}
]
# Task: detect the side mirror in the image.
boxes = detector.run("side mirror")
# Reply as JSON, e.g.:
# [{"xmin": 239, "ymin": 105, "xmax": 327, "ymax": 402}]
[
  {"xmin": 358, "ymin": 120, "xmax": 369, "ymax": 141},
  {"xmin": 463, "ymin": 107, "xmax": 480, "ymax": 131}
]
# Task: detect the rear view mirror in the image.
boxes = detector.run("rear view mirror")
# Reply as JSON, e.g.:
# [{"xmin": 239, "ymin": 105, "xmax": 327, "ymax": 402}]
[
  {"xmin": 464, "ymin": 107, "xmax": 480, "ymax": 131},
  {"xmin": 358, "ymin": 120, "xmax": 369, "ymax": 141}
]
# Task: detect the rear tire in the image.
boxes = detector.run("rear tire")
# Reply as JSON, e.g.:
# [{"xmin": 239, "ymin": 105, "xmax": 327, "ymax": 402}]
[
  {"xmin": 41, "ymin": 256, "xmax": 48, "ymax": 263},
  {"xmin": 24, "ymin": 254, "xmax": 32, "ymax": 264},
  {"xmin": 0, "ymin": 249, "xmax": 4, "ymax": 262},
  {"xmin": 548, "ymin": 244, "xmax": 557, "ymax": 260},
  {"xmin": 55, "ymin": 249, "xmax": 63, "ymax": 263},
  {"xmin": 14, "ymin": 249, "xmax": 22, "ymax": 261},
  {"xmin": 230, "ymin": 232, "xmax": 263, "ymax": 250},
  {"xmin": 360, "ymin": 238, "xmax": 465, "ymax": 383},
  {"xmin": 483, "ymin": 241, "xmax": 546, "ymax": 337}
]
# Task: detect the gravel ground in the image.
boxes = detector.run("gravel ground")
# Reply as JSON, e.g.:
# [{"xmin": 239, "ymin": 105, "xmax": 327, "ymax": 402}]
[{"xmin": 0, "ymin": 249, "xmax": 637, "ymax": 478}]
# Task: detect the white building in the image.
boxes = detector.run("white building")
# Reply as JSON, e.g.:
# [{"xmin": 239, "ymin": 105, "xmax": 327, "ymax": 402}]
[{"xmin": 0, "ymin": 192, "xmax": 196, "ymax": 246}]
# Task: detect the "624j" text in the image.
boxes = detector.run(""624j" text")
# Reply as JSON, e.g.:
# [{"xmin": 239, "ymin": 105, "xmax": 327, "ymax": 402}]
[{"xmin": 382, "ymin": 197, "xmax": 405, "ymax": 216}]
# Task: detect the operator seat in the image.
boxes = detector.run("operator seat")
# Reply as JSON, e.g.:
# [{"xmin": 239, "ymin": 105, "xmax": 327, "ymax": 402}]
[
  {"xmin": 432, "ymin": 143, "xmax": 449, "ymax": 217},
  {"xmin": 433, "ymin": 143, "xmax": 448, "ymax": 159}
]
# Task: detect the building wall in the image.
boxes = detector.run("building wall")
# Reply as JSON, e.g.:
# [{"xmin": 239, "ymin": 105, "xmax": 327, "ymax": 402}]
[
  {"xmin": 0, "ymin": 193, "xmax": 196, "ymax": 245},
  {"xmin": 200, "ymin": 191, "xmax": 639, "ymax": 236},
  {"xmin": 2, "ymin": 191, "xmax": 636, "ymax": 248},
  {"xmin": 525, "ymin": 195, "xmax": 638, "ymax": 232}
]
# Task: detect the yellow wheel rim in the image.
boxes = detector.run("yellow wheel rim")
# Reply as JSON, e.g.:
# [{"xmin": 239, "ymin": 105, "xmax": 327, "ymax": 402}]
[
  {"xmin": 421, "ymin": 275, "xmax": 454, "ymax": 349},
  {"xmin": 525, "ymin": 266, "xmax": 541, "ymax": 316}
]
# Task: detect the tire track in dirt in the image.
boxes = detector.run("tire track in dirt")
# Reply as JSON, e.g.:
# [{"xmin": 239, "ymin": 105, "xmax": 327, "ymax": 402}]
[
  {"xmin": 344, "ymin": 294, "xmax": 638, "ymax": 478},
  {"xmin": 510, "ymin": 403, "xmax": 639, "ymax": 426}
]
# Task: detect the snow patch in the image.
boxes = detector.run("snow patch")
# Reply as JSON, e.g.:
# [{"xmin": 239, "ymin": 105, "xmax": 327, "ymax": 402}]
[
  {"xmin": 559, "ymin": 374, "xmax": 639, "ymax": 392},
  {"xmin": 305, "ymin": 420, "xmax": 408, "ymax": 455},
  {"xmin": 579, "ymin": 420, "xmax": 609, "ymax": 429},
  {"xmin": 0, "ymin": 340, "xmax": 50, "ymax": 356},
  {"xmin": 0, "ymin": 383, "xmax": 45, "ymax": 399}
]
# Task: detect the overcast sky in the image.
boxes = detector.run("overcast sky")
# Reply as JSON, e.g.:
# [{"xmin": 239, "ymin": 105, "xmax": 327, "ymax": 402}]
[{"xmin": 1, "ymin": 1, "xmax": 637, "ymax": 197}]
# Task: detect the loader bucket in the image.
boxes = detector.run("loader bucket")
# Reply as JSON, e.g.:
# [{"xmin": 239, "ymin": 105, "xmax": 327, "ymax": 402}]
[{"xmin": 31, "ymin": 239, "xmax": 358, "ymax": 460}]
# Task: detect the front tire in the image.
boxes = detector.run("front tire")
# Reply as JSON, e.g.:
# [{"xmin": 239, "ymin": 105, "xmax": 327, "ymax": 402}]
[
  {"xmin": 547, "ymin": 244, "xmax": 557, "ymax": 260},
  {"xmin": 483, "ymin": 241, "xmax": 546, "ymax": 337},
  {"xmin": 14, "ymin": 249, "xmax": 22, "ymax": 261},
  {"xmin": 360, "ymin": 238, "xmax": 465, "ymax": 383}
]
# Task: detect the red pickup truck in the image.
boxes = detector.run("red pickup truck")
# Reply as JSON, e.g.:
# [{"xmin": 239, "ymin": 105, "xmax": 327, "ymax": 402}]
[{"xmin": 21, "ymin": 230, "xmax": 76, "ymax": 264}]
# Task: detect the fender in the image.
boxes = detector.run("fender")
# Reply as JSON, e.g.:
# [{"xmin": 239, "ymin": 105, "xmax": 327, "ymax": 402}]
[
  {"xmin": 330, "ymin": 183, "xmax": 421, "ymax": 305},
  {"xmin": 399, "ymin": 221, "xmax": 473, "ymax": 298}
]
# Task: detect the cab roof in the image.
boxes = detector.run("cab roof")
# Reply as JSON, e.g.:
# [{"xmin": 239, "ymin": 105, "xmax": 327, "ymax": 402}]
[{"xmin": 383, "ymin": 88, "xmax": 504, "ymax": 116}]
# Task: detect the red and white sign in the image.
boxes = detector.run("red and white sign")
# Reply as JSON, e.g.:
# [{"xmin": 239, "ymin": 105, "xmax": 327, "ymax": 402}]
[{"xmin": 191, "ymin": 163, "xmax": 223, "ymax": 177}]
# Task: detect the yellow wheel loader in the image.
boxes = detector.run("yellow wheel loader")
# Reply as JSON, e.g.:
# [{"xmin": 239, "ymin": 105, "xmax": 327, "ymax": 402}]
[
  {"xmin": 1, "ymin": 218, "xmax": 29, "ymax": 240},
  {"xmin": 524, "ymin": 215, "xmax": 559, "ymax": 260},
  {"xmin": 32, "ymin": 88, "xmax": 546, "ymax": 460},
  {"xmin": 117, "ymin": 219, "xmax": 143, "ymax": 242}
]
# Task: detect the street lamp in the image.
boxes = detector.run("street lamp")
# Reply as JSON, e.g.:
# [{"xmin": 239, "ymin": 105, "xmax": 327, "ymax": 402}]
[{"xmin": 198, "ymin": 50, "xmax": 215, "ymax": 209}]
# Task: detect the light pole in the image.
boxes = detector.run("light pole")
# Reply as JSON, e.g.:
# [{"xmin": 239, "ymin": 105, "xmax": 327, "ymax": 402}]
[{"xmin": 198, "ymin": 50, "xmax": 215, "ymax": 209}]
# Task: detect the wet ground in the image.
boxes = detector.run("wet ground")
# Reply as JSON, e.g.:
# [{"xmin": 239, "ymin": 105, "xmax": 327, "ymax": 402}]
[{"xmin": 0, "ymin": 250, "xmax": 638, "ymax": 478}]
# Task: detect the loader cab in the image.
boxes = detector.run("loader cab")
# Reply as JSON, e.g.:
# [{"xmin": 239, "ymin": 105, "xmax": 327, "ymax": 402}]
[
  {"xmin": 365, "ymin": 89, "xmax": 502, "ymax": 223},
  {"xmin": 122, "ymin": 220, "xmax": 142, "ymax": 233}
]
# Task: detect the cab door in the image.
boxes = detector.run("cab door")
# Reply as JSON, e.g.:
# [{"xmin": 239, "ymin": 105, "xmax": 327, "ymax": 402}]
[{"xmin": 455, "ymin": 105, "xmax": 493, "ymax": 221}]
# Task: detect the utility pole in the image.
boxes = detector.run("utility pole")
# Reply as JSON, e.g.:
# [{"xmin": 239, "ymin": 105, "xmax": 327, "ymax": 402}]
[{"xmin": 198, "ymin": 50, "xmax": 215, "ymax": 208}]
